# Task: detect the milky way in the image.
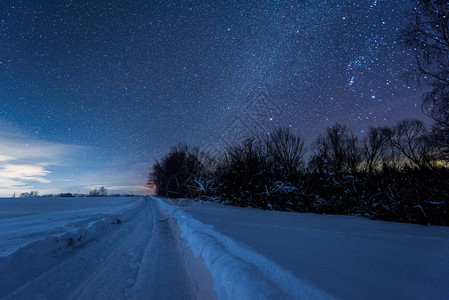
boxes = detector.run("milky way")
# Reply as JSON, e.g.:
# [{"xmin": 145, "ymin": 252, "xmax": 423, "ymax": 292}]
[{"xmin": 0, "ymin": 0, "xmax": 428, "ymax": 195}]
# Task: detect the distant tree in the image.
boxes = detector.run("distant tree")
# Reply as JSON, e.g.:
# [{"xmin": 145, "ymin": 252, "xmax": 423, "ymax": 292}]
[
  {"xmin": 388, "ymin": 119, "xmax": 439, "ymax": 169},
  {"xmin": 362, "ymin": 127, "xmax": 390, "ymax": 174},
  {"xmin": 307, "ymin": 138, "xmax": 329, "ymax": 174},
  {"xmin": 309, "ymin": 123, "xmax": 361, "ymax": 174},
  {"xmin": 346, "ymin": 133, "xmax": 362, "ymax": 173},
  {"xmin": 89, "ymin": 187, "xmax": 107, "ymax": 197},
  {"xmin": 19, "ymin": 191, "xmax": 39, "ymax": 198},
  {"xmin": 89, "ymin": 189, "xmax": 99, "ymax": 197},
  {"xmin": 99, "ymin": 186, "xmax": 108, "ymax": 197},
  {"xmin": 265, "ymin": 127, "xmax": 305, "ymax": 181},
  {"xmin": 59, "ymin": 193, "xmax": 74, "ymax": 197}
]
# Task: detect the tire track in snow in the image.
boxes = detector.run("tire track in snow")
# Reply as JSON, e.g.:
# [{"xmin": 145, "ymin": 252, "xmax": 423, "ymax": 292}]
[
  {"xmin": 127, "ymin": 201, "xmax": 197, "ymax": 300},
  {"xmin": 3, "ymin": 199, "xmax": 200, "ymax": 300},
  {"xmin": 69, "ymin": 200, "xmax": 156, "ymax": 299}
]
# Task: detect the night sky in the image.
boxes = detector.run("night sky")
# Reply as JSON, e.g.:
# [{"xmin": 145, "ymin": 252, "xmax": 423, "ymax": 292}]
[{"xmin": 0, "ymin": 0, "xmax": 428, "ymax": 196}]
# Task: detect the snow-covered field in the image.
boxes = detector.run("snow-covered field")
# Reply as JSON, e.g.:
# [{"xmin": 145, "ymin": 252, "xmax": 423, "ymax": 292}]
[
  {"xmin": 1, "ymin": 196, "xmax": 448, "ymax": 299},
  {"xmin": 178, "ymin": 200, "xmax": 449, "ymax": 300},
  {"xmin": 0, "ymin": 197, "xmax": 140, "ymax": 257},
  {"xmin": 0, "ymin": 197, "xmax": 215, "ymax": 299}
]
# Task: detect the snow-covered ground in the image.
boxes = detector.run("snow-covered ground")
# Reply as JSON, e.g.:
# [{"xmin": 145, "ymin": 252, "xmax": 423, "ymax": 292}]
[
  {"xmin": 0, "ymin": 197, "xmax": 140, "ymax": 257},
  {"xmin": 0, "ymin": 197, "xmax": 214, "ymax": 299},
  {"xmin": 177, "ymin": 199, "xmax": 449, "ymax": 300},
  {"xmin": 1, "ymin": 196, "xmax": 448, "ymax": 299}
]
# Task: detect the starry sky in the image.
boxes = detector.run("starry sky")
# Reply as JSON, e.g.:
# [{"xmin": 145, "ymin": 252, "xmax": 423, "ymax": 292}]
[{"xmin": 0, "ymin": 0, "xmax": 428, "ymax": 196}]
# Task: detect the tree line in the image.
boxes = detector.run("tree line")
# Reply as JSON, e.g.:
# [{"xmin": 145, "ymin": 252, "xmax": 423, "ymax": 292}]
[
  {"xmin": 15, "ymin": 187, "xmax": 135, "ymax": 198},
  {"xmin": 148, "ymin": 120, "xmax": 449, "ymax": 225}
]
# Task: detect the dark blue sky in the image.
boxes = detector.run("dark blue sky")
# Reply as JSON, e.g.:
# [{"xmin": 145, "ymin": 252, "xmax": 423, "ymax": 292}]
[{"xmin": 0, "ymin": 0, "xmax": 427, "ymax": 196}]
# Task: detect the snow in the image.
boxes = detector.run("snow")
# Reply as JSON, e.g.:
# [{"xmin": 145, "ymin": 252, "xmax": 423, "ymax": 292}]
[
  {"xmin": 175, "ymin": 199, "xmax": 449, "ymax": 300},
  {"xmin": 0, "ymin": 197, "xmax": 214, "ymax": 299},
  {"xmin": 1, "ymin": 196, "xmax": 448, "ymax": 299},
  {"xmin": 0, "ymin": 197, "xmax": 141, "ymax": 257},
  {"xmin": 157, "ymin": 198, "xmax": 334, "ymax": 300}
]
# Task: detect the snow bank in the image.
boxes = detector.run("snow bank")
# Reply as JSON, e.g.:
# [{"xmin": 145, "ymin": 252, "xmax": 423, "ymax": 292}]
[
  {"xmin": 55, "ymin": 199, "xmax": 142, "ymax": 248},
  {"xmin": 0, "ymin": 197, "xmax": 143, "ymax": 256},
  {"xmin": 156, "ymin": 197, "xmax": 334, "ymax": 300},
  {"xmin": 183, "ymin": 200, "xmax": 449, "ymax": 300},
  {"xmin": 0, "ymin": 198, "xmax": 145, "ymax": 297},
  {"xmin": 6, "ymin": 197, "xmax": 143, "ymax": 254}
]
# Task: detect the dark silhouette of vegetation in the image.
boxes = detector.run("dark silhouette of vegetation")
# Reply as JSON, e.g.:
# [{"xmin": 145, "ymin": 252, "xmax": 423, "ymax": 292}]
[
  {"xmin": 148, "ymin": 144, "xmax": 212, "ymax": 199},
  {"xmin": 149, "ymin": 126, "xmax": 449, "ymax": 225},
  {"xmin": 308, "ymin": 123, "xmax": 361, "ymax": 175},
  {"xmin": 19, "ymin": 191, "xmax": 39, "ymax": 198},
  {"xmin": 16, "ymin": 191, "xmax": 137, "ymax": 198},
  {"xmin": 361, "ymin": 127, "xmax": 390, "ymax": 175},
  {"xmin": 59, "ymin": 193, "xmax": 74, "ymax": 197},
  {"xmin": 89, "ymin": 186, "xmax": 108, "ymax": 197}
]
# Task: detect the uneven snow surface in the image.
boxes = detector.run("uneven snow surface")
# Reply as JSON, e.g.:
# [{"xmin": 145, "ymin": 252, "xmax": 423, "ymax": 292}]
[
  {"xmin": 180, "ymin": 200, "xmax": 449, "ymax": 300},
  {"xmin": 157, "ymin": 198, "xmax": 333, "ymax": 300},
  {"xmin": 1, "ymin": 196, "xmax": 448, "ymax": 299},
  {"xmin": 0, "ymin": 197, "xmax": 212, "ymax": 300},
  {"xmin": 0, "ymin": 197, "xmax": 139, "ymax": 257}
]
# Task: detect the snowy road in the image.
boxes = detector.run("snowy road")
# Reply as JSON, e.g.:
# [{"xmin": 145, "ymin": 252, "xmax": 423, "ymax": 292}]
[{"xmin": 0, "ymin": 198, "xmax": 214, "ymax": 300}]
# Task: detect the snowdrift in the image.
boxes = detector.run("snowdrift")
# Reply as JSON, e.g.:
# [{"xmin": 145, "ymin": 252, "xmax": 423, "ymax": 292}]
[
  {"xmin": 156, "ymin": 197, "xmax": 334, "ymax": 300},
  {"xmin": 0, "ymin": 197, "xmax": 144, "ymax": 297},
  {"xmin": 170, "ymin": 199, "xmax": 449, "ymax": 300}
]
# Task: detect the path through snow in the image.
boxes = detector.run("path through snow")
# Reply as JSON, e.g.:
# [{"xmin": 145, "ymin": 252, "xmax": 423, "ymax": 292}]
[{"xmin": 0, "ymin": 198, "xmax": 212, "ymax": 300}]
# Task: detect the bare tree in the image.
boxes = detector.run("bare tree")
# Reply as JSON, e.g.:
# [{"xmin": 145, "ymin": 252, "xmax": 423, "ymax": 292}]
[
  {"xmin": 388, "ymin": 119, "xmax": 439, "ymax": 169},
  {"xmin": 265, "ymin": 128, "xmax": 305, "ymax": 179},
  {"xmin": 309, "ymin": 123, "xmax": 361, "ymax": 174},
  {"xmin": 362, "ymin": 127, "xmax": 390, "ymax": 174},
  {"xmin": 402, "ymin": 0, "xmax": 449, "ymax": 161},
  {"xmin": 308, "ymin": 134, "xmax": 330, "ymax": 174},
  {"xmin": 346, "ymin": 134, "xmax": 362, "ymax": 173}
]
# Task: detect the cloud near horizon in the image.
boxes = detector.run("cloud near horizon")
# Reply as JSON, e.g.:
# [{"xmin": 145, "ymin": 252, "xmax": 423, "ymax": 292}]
[
  {"xmin": 0, "ymin": 126, "xmax": 85, "ymax": 196},
  {"xmin": 0, "ymin": 125, "xmax": 151, "ymax": 197},
  {"xmin": 1, "ymin": 163, "xmax": 51, "ymax": 183}
]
